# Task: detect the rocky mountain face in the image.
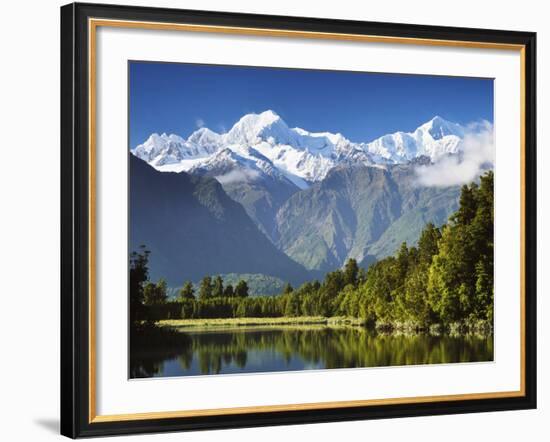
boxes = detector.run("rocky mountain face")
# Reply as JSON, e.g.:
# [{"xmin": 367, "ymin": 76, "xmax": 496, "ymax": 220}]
[
  {"xmin": 275, "ymin": 162, "xmax": 460, "ymax": 271},
  {"xmin": 129, "ymin": 153, "xmax": 311, "ymax": 286}
]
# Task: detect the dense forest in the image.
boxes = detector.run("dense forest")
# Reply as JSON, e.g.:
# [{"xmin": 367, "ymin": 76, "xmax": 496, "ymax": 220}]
[{"xmin": 130, "ymin": 171, "xmax": 493, "ymax": 333}]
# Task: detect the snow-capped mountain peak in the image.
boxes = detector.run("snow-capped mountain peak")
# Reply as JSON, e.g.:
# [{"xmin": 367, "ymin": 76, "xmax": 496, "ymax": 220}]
[
  {"xmin": 187, "ymin": 127, "xmax": 222, "ymax": 146},
  {"xmin": 132, "ymin": 132, "xmax": 189, "ymax": 166},
  {"xmin": 132, "ymin": 112, "xmax": 478, "ymax": 186},
  {"xmin": 417, "ymin": 115, "xmax": 465, "ymax": 140},
  {"xmin": 138, "ymin": 132, "xmax": 186, "ymax": 155},
  {"xmin": 132, "ymin": 126, "xmax": 225, "ymax": 169},
  {"xmin": 224, "ymin": 110, "xmax": 293, "ymax": 146},
  {"xmin": 365, "ymin": 116, "xmax": 466, "ymax": 163}
]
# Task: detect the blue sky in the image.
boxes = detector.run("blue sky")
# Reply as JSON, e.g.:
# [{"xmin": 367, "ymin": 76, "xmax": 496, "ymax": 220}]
[{"xmin": 129, "ymin": 61, "xmax": 493, "ymax": 148}]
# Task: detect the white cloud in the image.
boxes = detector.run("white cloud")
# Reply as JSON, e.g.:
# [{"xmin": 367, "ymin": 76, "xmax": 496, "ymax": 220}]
[
  {"xmin": 215, "ymin": 169, "xmax": 261, "ymax": 185},
  {"xmin": 195, "ymin": 118, "xmax": 205, "ymax": 128},
  {"xmin": 415, "ymin": 121, "xmax": 494, "ymax": 187}
]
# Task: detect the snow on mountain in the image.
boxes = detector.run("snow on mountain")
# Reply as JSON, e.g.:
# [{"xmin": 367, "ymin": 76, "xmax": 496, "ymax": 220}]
[
  {"xmin": 188, "ymin": 146, "xmax": 294, "ymax": 187},
  {"xmin": 132, "ymin": 131, "xmax": 219, "ymax": 168},
  {"xmin": 131, "ymin": 111, "xmax": 475, "ymax": 186},
  {"xmin": 186, "ymin": 127, "xmax": 223, "ymax": 151},
  {"xmin": 223, "ymin": 110, "xmax": 295, "ymax": 146},
  {"xmin": 365, "ymin": 116, "xmax": 465, "ymax": 163}
]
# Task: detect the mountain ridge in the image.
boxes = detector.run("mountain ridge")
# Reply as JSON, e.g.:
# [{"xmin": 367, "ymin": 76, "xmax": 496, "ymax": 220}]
[{"xmin": 132, "ymin": 110, "xmax": 480, "ymax": 186}]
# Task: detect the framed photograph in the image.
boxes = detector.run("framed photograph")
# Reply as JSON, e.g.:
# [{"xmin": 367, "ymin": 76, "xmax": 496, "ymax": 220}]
[{"xmin": 60, "ymin": 2, "xmax": 536, "ymax": 438}]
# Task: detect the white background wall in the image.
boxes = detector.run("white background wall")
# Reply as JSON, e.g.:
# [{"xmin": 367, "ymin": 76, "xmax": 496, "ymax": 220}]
[{"xmin": 0, "ymin": 0, "xmax": 546, "ymax": 440}]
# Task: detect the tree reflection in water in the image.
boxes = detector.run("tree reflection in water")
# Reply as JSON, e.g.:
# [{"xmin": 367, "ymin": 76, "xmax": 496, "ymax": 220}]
[{"xmin": 130, "ymin": 326, "xmax": 493, "ymax": 378}]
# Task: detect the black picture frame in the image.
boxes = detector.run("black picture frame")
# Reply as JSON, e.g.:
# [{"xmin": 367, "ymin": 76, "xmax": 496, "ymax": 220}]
[{"xmin": 61, "ymin": 2, "xmax": 537, "ymax": 438}]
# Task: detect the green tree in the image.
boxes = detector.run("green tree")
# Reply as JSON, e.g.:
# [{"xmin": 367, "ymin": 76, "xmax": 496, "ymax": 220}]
[
  {"xmin": 455, "ymin": 183, "xmax": 477, "ymax": 225},
  {"xmin": 396, "ymin": 242, "xmax": 410, "ymax": 282},
  {"xmin": 284, "ymin": 293, "xmax": 301, "ymax": 316},
  {"xmin": 357, "ymin": 267, "xmax": 368, "ymax": 285},
  {"xmin": 180, "ymin": 299, "xmax": 195, "ymax": 318},
  {"xmin": 283, "ymin": 282, "xmax": 294, "ymax": 295},
  {"xmin": 235, "ymin": 300, "xmax": 247, "ymax": 317},
  {"xmin": 143, "ymin": 281, "xmax": 154, "ymax": 305},
  {"xmin": 223, "ymin": 284, "xmax": 234, "ymax": 298},
  {"xmin": 343, "ymin": 258, "xmax": 359, "ymax": 287},
  {"xmin": 400, "ymin": 265, "xmax": 431, "ymax": 325},
  {"xmin": 316, "ymin": 288, "xmax": 334, "ymax": 317},
  {"xmin": 336, "ymin": 284, "xmax": 360, "ymax": 317},
  {"xmin": 417, "ymin": 223, "xmax": 441, "ymax": 265},
  {"xmin": 427, "ymin": 225, "xmax": 467, "ymax": 323},
  {"xmin": 212, "ymin": 275, "xmax": 224, "ymax": 298},
  {"xmin": 474, "ymin": 259, "xmax": 493, "ymax": 321},
  {"xmin": 199, "ymin": 276, "xmax": 213, "ymax": 300},
  {"xmin": 324, "ymin": 269, "xmax": 345, "ymax": 299},
  {"xmin": 360, "ymin": 257, "xmax": 399, "ymax": 324},
  {"xmin": 129, "ymin": 245, "xmax": 150, "ymax": 318},
  {"xmin": 473, "ymin": 171, "xmax": 494, "ymax": 322},
  {"xmin": 235, "ymin": 280, "xmax": 249, "ymax": 298},
  {"xmin": 143, "ymin": 278, "xmax": 168, "ymax": 305},
  {"xmin": 426, "ymin": 174, "xmax": 494, "ymax": 324},
  {"xmin": 301, "ymin": 293, "xmax": 316, "ymax": 316},
  {"xmin": 179, "ymin": 281, "xmax": 195, "ymax": 301}
]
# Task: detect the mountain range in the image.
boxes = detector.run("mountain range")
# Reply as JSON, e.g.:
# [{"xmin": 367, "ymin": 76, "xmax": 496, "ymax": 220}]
[
  {"xmin": 131, "ymin": 111, "xmax": 485, "ymax": 288},
  {"xmin": 133, "ymin": 110, "xmax": 465, "ymax": 184}
]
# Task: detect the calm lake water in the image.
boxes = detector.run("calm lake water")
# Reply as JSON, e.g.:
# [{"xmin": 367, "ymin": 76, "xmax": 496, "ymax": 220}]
[{"xmin": 130, "ymin": 326, "xmax": 493, "ymax": 378}]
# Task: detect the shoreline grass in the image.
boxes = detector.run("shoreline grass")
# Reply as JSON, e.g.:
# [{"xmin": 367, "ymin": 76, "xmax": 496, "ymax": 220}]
[
  {"xmin": 155, "ymin": 317, "xmax": 492, "ymax": 337},
  {"xmin": 157, "ymin": 316, "xmax": 367, "ymax": 330}
]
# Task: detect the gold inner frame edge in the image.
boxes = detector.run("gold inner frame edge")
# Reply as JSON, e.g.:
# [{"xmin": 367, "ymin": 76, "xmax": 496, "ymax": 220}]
[{"xmin": 87, "ymin": 17, "xmax": 527, "ymax": 424}]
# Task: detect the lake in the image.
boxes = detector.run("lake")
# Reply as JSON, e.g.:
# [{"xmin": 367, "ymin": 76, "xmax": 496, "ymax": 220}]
[{"xmin": 130, "ymin": 326, "xmax": 493, "ymax": 378}]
